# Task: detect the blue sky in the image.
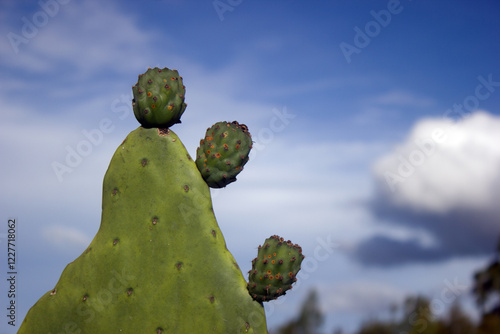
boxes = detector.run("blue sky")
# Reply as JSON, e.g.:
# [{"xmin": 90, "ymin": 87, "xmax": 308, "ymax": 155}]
[{"xmin": 1, "ymin": 0, "xmax": 500, "ymax": 333}]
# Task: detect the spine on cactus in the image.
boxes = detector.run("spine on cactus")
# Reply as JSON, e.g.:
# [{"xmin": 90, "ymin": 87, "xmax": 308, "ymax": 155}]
[
  {"xmin": 248, "ymin": 235, "xmax": 304, "ymax": 302},
  {"xmin": 195, "ymin": 121, "xmax": 252, "ymax": 188}
]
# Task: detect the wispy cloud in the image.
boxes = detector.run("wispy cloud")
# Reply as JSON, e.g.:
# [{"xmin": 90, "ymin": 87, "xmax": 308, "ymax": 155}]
[
  {"xmin": 42, "ymin": 225, "xmax": 91, "ymax": 251},
  {"xmin": 370, "ymin": 90, "xmax": 435, "ymax": 107},
  {"xmin": 350, "ymin": 90, "xmax": 436, "ymax": 129},
  {"xmin": 211, "ymin": 137, "xmax": 387, "ymax": 248},
  {"xmin": 322, "ymin": 280, "xmax": 406, "ymax": 313},
  {"xmin": 1, "ymin": 1, "xmax": 156, "ymax": 75}
]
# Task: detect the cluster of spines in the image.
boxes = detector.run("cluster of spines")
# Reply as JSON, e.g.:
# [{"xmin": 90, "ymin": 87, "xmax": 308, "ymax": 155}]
[
  {"xmin": 195, "ymin": 121, "xmax": 252, "ymax": 188},
  {"xmin": 132, "ymin": 67, "xmax": 187, "ymax": 128},
  {"xmin": 247, "ymin": 235, "xmax": 304, "ymax": 302}
]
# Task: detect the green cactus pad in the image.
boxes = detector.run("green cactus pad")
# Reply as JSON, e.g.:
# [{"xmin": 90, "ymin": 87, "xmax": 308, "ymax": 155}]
[
  {"xmin": 196, "ymin": 121, "xmax": 252, "ymax": 188},
  {"xmin": 248, "ymin": 235, "xmax": 304, "ymax": 303},
  {"xmin": 132, "ymin": 67, "xmax": 187, "ymax": 128},
  {"xmin": 19, "ymin": 127, "xmax": 267, "ymax": 333}
]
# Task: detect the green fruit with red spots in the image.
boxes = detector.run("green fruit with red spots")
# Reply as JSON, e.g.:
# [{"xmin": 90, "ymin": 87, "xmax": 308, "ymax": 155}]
[
  {"xmin": 195, "ymin": 121, "xmax": 252, "ymax": 188},
  {"xmin": 248, "ymin": 235, "xmax": 304, "ymax": 303},
  {"xmin": 132, "ymin": 67, "xmax": 187, "ymax": 128}
]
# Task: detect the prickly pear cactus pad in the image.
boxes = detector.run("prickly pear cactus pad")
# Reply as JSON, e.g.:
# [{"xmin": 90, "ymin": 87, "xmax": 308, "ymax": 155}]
[
  {"xmin": 19, "ymin": 66, "xmax": 269, "ymax": 332},
  {"xmin": 20, "ymin": 66, "xmax": 306, "ymax": 333},
  {"xmin": 196, "ymin": 121, "xmax": 252, "ymax": 188},
  {"xmin": 132, "ymin": 67, "xmax": 187, "ymax": 128},
  {"xmin": 248, "ymin": 235, "xmax": 304, "ymax": 302}
]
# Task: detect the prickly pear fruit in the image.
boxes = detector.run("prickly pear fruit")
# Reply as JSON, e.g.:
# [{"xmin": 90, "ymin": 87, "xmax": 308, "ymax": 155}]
[
  {"xmin": 195, "ymin": 121, "xmax": 252, "ymax": 188},
  {"xmin": 132, "ymin": 67, "xmax": 187, "ymax": 128},
  {"xmin": 248, "ymin": 235, "xmax": 304, "ymax": 303},
  {"xmin": 18, "ymin": 127, "xmax": 268, "ymax": 333}
]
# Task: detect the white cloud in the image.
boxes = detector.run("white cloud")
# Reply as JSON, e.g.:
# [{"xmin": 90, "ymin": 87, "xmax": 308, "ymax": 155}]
[
  {"xmin": 373, "ymin": 110, "xmax": 500, "ymax": 213},
  {"xmin": 359, "ymin": 111, "xmax": 500, "ymax": 265}
]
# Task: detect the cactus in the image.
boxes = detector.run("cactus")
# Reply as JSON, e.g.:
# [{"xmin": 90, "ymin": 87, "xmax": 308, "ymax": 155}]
[
  {"xmin": 19, "ymin": 67, "xmax": 303, "ymax": 333},
  {"xmin": 196, "ymin": 121, "xmax": 252, "ymax": 188},
  {"xmin": 132, "ymin": 67, "xmax": 187, "ymax": 128},
  {"xmin": 248, "ymin": 235, "xmax": 304, "ymax": 302}
]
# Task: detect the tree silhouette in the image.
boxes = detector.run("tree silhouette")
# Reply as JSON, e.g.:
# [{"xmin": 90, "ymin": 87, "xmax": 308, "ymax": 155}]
[
  {"xmin": 473, "ymin": 236, "xmax": 500, "ymax": 333},
  {"xmin": 354, "ymin": 295, "xmax": 475, "ymax": 334},
  {"xmin": 276, "ymin": 289, "xmax": 324, "ymax": 334},
  {"xmin": 473, "ymin": 237, "xmax": 500, "ymax": 315},
  {"xmin": 442, "ymin": 303, "xmax": 476, "ymax": 334}
]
